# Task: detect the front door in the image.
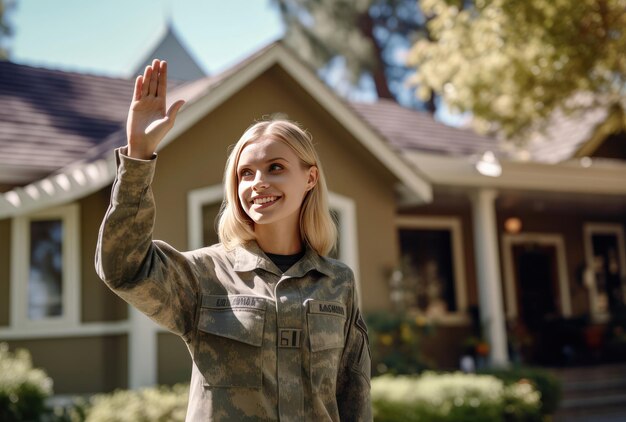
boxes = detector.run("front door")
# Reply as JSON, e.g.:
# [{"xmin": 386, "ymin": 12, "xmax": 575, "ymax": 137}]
[
  {"xmin": 513, "ymin": 243, "xmax": 559, "ymax": 330},
  {"xmin": 512, "ymin": 243, "xmax": 562, "ymax": 364}
]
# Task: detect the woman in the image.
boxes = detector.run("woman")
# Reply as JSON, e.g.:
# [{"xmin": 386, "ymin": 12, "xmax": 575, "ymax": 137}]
[{"xmin": 95, "ymin": 59, "xmax": 372, "ymax": 421}]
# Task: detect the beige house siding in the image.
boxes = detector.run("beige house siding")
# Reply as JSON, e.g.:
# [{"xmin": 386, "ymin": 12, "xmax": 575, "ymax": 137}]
[
  {"xmin": 0, "ymin": 218, "xmax": 10, "ymax": 326},
  {"xmin": 80, "ymin": 188, "xmax": 128, "ymax": 323},
  {"xmin": 8, "ymin": 336, "xmax": 128, "ymax": 394}
]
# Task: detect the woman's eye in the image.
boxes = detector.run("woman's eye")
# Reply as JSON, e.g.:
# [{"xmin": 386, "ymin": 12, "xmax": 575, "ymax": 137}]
[
  {"xmin": 240, "ymin": 169, "xmax": 253, "ymax": 178},
  {"xmin": 269, "ymin": 163, "xmax": 283, "ymax": 171}
]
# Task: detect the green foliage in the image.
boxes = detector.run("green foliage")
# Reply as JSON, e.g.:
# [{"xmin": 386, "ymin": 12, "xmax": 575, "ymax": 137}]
[
  {"xmin": 272, "ymin": 0, "xmax": 429, "ymax": 107},
  {"xmin": 372, "ymin": 372, "xmax": 543, "ymax": 422},
  {"xmin": 0, "ymin": 0, "xmax": 15, "ymax": 59},
  {"xmin": 84, "ymin": 384, "xmax": 189, "ymax": 422},
  {"xmin": 0, "ymin": 342, "xmax": 54, "ymax": 421},
  {"xmin": 366, "ymin": 311, "xmax": 434, "ymax": 376},
  {"xmin": 480, "ymin": 366, "xmax": 562, "ymax": 415},
  {"xmin": 409, "ymin": 0, "xmax": 626, "ymax": 142}
]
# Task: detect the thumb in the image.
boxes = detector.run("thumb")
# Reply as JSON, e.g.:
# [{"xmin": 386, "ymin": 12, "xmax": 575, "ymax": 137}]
[{"xmin": 166, "ymin": 100, "xmax": 185, "ymax": 123}]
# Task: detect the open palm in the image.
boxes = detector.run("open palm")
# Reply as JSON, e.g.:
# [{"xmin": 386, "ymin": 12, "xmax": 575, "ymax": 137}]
[{"xmin": 126, "ymin": 59, "xmax": 185, "ymax": 159}]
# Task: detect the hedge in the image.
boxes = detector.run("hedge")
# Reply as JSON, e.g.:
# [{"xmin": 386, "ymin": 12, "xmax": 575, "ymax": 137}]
[{"xmin": 372, "ymin": 372, "xmax": 543, "ymax": 422}]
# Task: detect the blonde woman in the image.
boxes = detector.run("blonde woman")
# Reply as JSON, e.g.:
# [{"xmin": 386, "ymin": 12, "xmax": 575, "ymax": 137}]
[{"xmin": 95, "ymin": 59, "xmax": 372, "ymax": 421}]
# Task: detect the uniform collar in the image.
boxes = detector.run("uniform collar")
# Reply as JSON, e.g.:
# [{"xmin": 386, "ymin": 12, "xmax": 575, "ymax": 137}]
[{"xmin": 233, "ymin": 240, "xmax": 333, "ymax": 277}]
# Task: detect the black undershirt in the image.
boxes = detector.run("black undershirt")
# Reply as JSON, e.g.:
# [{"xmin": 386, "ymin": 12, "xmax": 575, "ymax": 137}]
[{"xmin": 266, "ymin": 250, "xmax": 305, "ymax": 273}]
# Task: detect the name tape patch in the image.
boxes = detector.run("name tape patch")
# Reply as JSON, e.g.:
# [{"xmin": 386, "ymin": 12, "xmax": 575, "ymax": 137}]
[
  {"xmin": 308, "ymin": 300, "xmax": 347, "ymax": 317},
  {"xmin": 202, "ymin": 295, "xmax": 266, "ymax": 310}
]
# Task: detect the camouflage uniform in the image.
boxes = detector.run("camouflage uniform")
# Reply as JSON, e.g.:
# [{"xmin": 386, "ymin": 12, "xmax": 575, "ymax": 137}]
[{"xmin": 95, "ymin": 148, "xmax": 372, "ymax": 421}]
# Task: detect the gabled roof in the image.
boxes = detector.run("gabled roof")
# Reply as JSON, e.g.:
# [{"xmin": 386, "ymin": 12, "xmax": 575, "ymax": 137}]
[
  {"xmin": 0, "ymin": 42, "xmax": 432, "ymax": 218},
  {"xmin": 350, "ymin": 100, "xmax": 498, "ymax": 156},
  {"xmin": 0, "ymin": 61, "xmax": 133, "ymax": 190}
]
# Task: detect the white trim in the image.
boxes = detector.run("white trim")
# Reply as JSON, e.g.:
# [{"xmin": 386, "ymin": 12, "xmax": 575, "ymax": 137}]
[
  {"xmin": 583, "ymin": 223, "xmax": 626, "ymax": 322},
  {"xmin": 10, "ymin": 204, "xmax": 81, "ymax": 332},
  {"xmin": 0, "ymin": 320, "xmax": 130, "ymax": 340},
  {"xmin": 395, "ymin": 215, "xmax": 469, "ymax": 325},
  {"xmin": 0, "ymin": 43, "xmax": 431, "ymax": 219},
  {"xmin": 186, "ymin": 186, "xmax": 362, "ymax": 305},
  {"xmin": 128, "ymin": 306, "xmax": 158, "ymax": 389},
  {"xmin": 328, "ymin": 192, "xmax": 361, "ymax": 307},
  {"xmin": 406, "ymin": 150, "xmax": 626, "ymax": 195},
  {"xmin": 501, "ymin": 232, "xmax": 572, "ymax": 320}
]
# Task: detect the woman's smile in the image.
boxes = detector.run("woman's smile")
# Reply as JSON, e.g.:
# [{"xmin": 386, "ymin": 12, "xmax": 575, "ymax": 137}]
[{"xmin": 251, "ymin": 195, "xmax": 281, "ymax": 208}]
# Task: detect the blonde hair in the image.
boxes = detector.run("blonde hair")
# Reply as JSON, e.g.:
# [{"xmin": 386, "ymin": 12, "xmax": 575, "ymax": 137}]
[{"xmin": 217, "ymin": 119, "xmax": 337, "ymax": 256}]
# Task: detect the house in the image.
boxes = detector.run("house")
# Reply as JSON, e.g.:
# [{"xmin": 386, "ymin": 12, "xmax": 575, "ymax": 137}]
[{"xmin": 1, "ymin": 41, "xmax": 626, "ymax": 396}]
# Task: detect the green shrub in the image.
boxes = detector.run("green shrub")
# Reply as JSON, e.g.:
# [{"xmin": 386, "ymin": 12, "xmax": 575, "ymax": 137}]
[
  {"xmin": 0, "ymin": 342, "xmax": 53, "ymax": 421},
  {"xmin": 371, "ymin": 372, "xmax": 542, "ymax": 422},
  {"xmin": 480, "ymin": 366, "xmax": 562, "ymax": 415},
  {"xmin": 84, "ymin": 384, "xmax": 189, "ymax": 422},
  {"xmin": 366, "ymin": 312, "xmax": 434, "ymax": 375}
]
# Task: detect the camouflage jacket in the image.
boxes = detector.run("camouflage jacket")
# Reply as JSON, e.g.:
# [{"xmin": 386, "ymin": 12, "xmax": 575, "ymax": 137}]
[{"xmin": 95, "ymin": 148, "xmax": 372, "ymax": 421}]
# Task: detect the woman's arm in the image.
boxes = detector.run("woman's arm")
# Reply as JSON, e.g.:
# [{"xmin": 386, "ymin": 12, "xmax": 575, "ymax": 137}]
[
  {"xmin": 336, "ymin": 281, "xmax": 373, "ymax": 421},
  {"xmin": 95, "ymin": 60, "xmax": 196, "ymax": 339}
]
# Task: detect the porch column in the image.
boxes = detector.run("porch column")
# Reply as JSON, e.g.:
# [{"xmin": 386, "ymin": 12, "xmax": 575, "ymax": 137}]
[
  {"xmin": 470, "ymin": 189, "xmax": 509, "ymax": 366},
  {"xmin": 128, "ymin": 306, "xmax": 158, "ymax": 388}
]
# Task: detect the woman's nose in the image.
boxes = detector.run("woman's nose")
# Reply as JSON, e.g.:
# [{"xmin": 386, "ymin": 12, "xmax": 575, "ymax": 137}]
[{"xmin": 252, "ymin": 171, "xmax": 269, "ymax": 190}]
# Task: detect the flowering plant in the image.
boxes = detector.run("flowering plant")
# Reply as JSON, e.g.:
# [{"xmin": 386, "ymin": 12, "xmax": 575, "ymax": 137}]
[{"xmin": 0, "ymin": 342, "xmax": 53, "ymax": 421}]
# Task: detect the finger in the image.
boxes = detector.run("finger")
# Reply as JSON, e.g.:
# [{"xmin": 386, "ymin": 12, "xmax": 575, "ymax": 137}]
[
  {"xmin": 141, "ymin": 66, "xmax": 151, "ymax": 97},
  {"xmin": 165, "ymin": 100, "xmax": 185, "ymax": 125},
  {"xmin": 156, "ymin": 60, "xmax": 167, "ymax": 98},
  {"xmin": 133, "ymin": 75, "xmax": 143, "ymax": 101},
  {"xmin": 148, "ymin": 59, "xmax": 160, "ymax": 96}
]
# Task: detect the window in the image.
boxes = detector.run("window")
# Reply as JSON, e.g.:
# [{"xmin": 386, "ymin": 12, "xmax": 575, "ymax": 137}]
[
  {"xmin": 11, "ymin": 204, "xmax": 80, "ymax": 329},
  {"xmin": 396, "ymin": 216, "xmax": 467, "ymax": 322},
  {"xmin": 584, "ymin": 223, "xmax": 626, "ymax": 321},
  {"xmin": 28, "ymin": 219, "xmax": 64, "ymax": 319}
]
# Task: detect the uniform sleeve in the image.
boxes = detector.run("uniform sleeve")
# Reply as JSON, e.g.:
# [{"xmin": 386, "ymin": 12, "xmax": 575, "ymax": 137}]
[
  {"xmin": 336, "ymin": 278, "xmax": 372, "ymax": 421},
  {"xmin": 95, "ymin": 147, "xmax": 198, "ymax": 340}
]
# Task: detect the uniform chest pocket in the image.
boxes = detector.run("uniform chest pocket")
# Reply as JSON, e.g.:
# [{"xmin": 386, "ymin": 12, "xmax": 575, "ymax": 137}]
[
  {"xmin": 195, "ymin": 295, "xmax": 266, "ymax": 388},
  {"xmin": 307, "ymin": 300, "xmax": 347, "ymax": 391}
]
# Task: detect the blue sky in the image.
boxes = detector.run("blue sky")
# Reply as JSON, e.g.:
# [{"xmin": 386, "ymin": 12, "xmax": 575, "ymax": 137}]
[{"xmin": 8, "ymin": 0, "xmax": 284, "ymax": 77}]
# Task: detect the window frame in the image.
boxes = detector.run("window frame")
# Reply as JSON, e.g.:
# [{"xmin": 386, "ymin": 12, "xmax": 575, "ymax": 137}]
[
  {"xmin": 10, "ymin": 203, "xmax": 81, "ymax": 331},
  {"xmin": 396, "ymin": 216, "xmax": 469, "ymax": 324}
]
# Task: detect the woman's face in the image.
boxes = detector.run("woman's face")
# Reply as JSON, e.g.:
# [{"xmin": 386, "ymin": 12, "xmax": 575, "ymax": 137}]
[{"xmin": 237, "ymin": 138, "xmax": 317, "ymax": 228}]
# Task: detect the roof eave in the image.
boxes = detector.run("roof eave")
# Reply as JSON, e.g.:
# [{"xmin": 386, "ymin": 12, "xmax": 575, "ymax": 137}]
[{"xmin": 407, "ymin": 151, "xmax": 626, "ymax": 195}]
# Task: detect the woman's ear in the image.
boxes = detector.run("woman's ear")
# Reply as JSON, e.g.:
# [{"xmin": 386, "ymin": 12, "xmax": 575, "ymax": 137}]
[{"xmin": 307, "ymin": 166, "xmax": 319, "ymax": 191}]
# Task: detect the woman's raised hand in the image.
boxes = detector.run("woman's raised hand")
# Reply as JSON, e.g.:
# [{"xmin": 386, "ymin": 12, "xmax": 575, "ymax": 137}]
[{"xmin": 126, "ymin": 59, "xmax": 185, "ymax": 159}]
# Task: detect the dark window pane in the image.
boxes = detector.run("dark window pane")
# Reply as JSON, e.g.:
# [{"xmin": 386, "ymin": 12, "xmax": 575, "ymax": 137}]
[
  {"xmin": 29, "ymin": 219, "xmax": 63, "ymax": 319},
  {"xmin": 202, "ymin": 203, "xmax": 222, "ymax": 247},
  {"xmin": 592, "ymin": 234, "xmax": 623, "ymax": 314},
  {"xmin": 398, "ymin": 228, "xmax": 456, "ymax": 313}
]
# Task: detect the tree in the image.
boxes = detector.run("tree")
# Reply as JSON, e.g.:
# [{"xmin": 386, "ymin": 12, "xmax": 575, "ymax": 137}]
[
  {"xmin": 408, "ymin": 0, "xmax": 626, "ymax": 143},
  {"xmin": 0, "ymin": 0, "xmax": 15, "ymax": 60},
  {"xmin": 272, "ymin": 0, "xmax": 436, "ymax": 111}
]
